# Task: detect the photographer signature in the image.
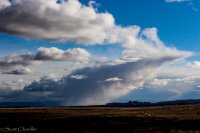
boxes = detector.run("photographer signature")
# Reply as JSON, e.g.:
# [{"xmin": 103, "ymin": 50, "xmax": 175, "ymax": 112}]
[{"xmin": 0, "ymin": 126, "xmax": 37, "ymax": 132}]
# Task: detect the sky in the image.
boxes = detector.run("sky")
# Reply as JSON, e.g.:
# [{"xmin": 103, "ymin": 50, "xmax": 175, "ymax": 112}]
[{"xmin": 0, "ymin": 0, "xmax": 200, "ymax": 105}]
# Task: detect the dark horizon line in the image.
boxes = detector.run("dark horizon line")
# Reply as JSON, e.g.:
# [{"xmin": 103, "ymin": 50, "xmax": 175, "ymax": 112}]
[{"xmin": 0, "ymin": 98, "xmax": 200, "ymax": 108}]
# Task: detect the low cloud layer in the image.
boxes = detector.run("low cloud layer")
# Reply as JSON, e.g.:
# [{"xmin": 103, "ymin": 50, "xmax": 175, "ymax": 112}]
[{"xmin": 0, "ymin": 54, "xmax": 187, "ymax": 105}]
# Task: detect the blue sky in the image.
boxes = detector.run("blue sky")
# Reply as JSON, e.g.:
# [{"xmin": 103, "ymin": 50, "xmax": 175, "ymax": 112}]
[{"xmin": 0, "ymin": 0, "xmax": 200, "ymax": 105}]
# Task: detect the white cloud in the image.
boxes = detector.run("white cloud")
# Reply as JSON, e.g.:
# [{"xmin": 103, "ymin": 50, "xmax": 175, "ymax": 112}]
[
  {"xmin": 107, "ymin": 26, "xmax": 191, "ymax": 60},
  {"xmin": 105, "ymin": 77, "xmax": 123, "ymax": 82},
  {"xmin": 63, "ymin": 48, "xmax": 91, "ymax": 61},
  {"xmin": 34, "ymin": 47, "xmax": 65, "ymax": 60},
  {"xmin": 0, "ymin": 0, "xmax": 115, "ymax": 44},
  {"xmin": 106, "ymin": 26, "xmax": 141, "ymax": 48},
  {"xmin": 142, "ymin": 28, "xmax": 164, "ymax": 47}
]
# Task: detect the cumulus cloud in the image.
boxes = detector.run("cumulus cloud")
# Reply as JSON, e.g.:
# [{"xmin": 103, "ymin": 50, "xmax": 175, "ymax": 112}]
[
  {"xmin": 165, "ymin": 0, "xmax": 190, "ymax": 3},
  {"xmin": 0, "ymin": 47, "xmax": 91, "ymax": 68},
  {"xmin": 34, "ymin": 47, "xmax": 65, "ymax": 60},
  {"xmin": 3, "ymin": 67, "xmax": 32, "ymax": 75},
  {"xmin": 0, "ymin": 0, "xmax": 114, "ymax": 44},
  {"xmin": 34, "ymin": 47, "xmax": 91, "ymax": 61}
]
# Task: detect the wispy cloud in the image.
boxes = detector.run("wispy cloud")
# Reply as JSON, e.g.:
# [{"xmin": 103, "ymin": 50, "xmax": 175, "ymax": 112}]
[
  {"xmin": 165, "ymin": 0, "xmax": 191, "ymax": 3},
  {"xmin": 165, "ymin": 0, "xmax": 199, "ymax": 11}
]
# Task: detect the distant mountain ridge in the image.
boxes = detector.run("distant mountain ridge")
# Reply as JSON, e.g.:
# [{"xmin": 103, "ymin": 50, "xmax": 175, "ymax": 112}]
[
  {"xmin": 106, "ymin": 99, "xmax": 200, "ymax": 107},
  {"xmin": 0, "ymin": 99, "xmax": 200, "ymax": 107}
]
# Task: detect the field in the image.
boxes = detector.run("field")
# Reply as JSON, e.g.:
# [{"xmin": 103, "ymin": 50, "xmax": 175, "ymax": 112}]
[{"xmin": 0, "ymin": 104, "xmax": 200, "ymax": 133}]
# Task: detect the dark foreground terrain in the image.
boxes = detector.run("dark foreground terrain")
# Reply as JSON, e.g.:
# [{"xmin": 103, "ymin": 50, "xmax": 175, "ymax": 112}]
[{"xmin": 0, "ymin": 104, "xmax": 200, "ymax": 133}]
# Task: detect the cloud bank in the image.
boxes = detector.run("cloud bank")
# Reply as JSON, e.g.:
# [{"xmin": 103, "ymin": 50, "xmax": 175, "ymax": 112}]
[{"xmin": 0, "ymin": 55, "xmax": 188, "ymax": 105}]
